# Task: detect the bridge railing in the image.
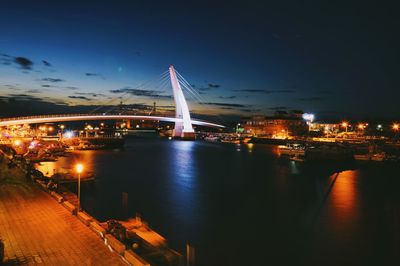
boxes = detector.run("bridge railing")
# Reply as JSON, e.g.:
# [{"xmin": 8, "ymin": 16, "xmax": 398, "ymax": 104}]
[
  {"xmin": 0, "ymin": 113, "xmax": 120, "ymax": 122},
  {"xmin": 0, "ymin": 112, "xmax": 186, "ymax": 122},
  {"xmin": 0, "ymin": 113, "xmax": 222, "ymax": 127}
]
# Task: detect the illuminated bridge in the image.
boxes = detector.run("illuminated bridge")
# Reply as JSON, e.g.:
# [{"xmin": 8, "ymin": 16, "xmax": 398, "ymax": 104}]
[
  {"xmin": 0, "ymin": 66, "xmax": 224, "ymax": 138},
  {"xmin": 0, "ymin": 113, "xmax": 224, "ymax": 129}
]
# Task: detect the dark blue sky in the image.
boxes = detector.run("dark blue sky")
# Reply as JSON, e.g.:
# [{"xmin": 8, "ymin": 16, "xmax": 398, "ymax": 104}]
[{"xmin": 0, "ymin": 1, "xmax": 399, "ymax": 120}]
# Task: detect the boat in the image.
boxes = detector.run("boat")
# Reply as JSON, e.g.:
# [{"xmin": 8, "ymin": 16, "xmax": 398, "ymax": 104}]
[
  {"xmin": 289, "ymin": 153, "xmax": 306, "ymax": 162},
  {"xmin": 371, "ymin": 152, "xmax": 386, "ymax": 162},
  {"xmin": 354, "ymin": 152, "xmax": 387, "ymax": 162},
  {"xmin": 305, "ymin": 145, "xmax": 354, "ymax": 161},
  {"xmin": 220, "ymin": 138, "xmax": 240, "ymax": 144},
  {"xmin": 278, "ymin": 143, "xmax": 305, "ymax": 156},
  {"xmin": 204, "ymin": 135, "xmax": 220, "ymax": 142},
  {"xmin": 354, "ymin": 154, "xmax": 371, "ymax": 161},
  {"xmin": 240, "ymin": 137, "xmax": 252, "ymax": 144}
]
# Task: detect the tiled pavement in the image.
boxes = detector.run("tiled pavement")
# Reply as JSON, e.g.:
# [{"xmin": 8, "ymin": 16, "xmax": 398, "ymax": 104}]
[{"xmin": 0, "ymin": 186, "xmax": 125, "ymax": 265}]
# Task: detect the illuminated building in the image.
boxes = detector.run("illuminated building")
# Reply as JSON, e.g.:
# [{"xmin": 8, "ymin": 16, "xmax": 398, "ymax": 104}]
[{"xmin": 242, "ymin": 111, "xmax": 308, "ymax": 137}]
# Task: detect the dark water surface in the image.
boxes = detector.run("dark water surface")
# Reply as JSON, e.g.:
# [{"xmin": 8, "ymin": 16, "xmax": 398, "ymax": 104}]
[{"xmin": 37, "ymin": 138, "xmax": 400, "ymax": 265}]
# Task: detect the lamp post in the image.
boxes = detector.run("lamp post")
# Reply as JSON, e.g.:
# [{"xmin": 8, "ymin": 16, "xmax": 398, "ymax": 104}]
[
  {"xmin": 341, "ymin": 122, "xmax": 348, "ymax": 133},
  {"xmin": 393, "ymin": 123, "xmax": 399, "ymax": 140},
  {"xmin": 75, "ymin": 163, "xmax": 84, "ymax": 211},
  {"xmin": 59, "ymin": 124, "xmax": 65, "ymax": 140}
]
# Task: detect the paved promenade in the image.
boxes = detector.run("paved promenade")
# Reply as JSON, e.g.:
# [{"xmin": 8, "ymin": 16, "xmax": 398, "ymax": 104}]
[{"xmin": 0, "ymin": 185, "xmax": 125, "ymax": 265}]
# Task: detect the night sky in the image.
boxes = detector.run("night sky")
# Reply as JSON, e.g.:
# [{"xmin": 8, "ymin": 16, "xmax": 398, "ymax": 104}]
[{"xmin": 0, "ymin": 1, "xmax": 399, "ymax": 120}]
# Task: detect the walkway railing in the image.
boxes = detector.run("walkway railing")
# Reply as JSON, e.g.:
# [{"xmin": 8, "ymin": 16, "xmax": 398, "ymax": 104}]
[{"xmin": 0, "ymin": 113, "xmax": 225, "ymax": 128}]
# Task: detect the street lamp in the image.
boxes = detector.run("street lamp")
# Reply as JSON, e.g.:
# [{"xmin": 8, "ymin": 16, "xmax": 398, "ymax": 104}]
[
  {"xmin": 341, "ymin": 122, "xmax": 348, "ymax": 132},
  {"xmin": 59, "ymin": 125, "xmax": 65, "ymax": 140},
  {"xmin": 75, "ymin": 163, "xmax": 84, "ymax": 211},
  {"xmin": 393, "ymin": 123, "xmax": 399, "ymax": 131}
]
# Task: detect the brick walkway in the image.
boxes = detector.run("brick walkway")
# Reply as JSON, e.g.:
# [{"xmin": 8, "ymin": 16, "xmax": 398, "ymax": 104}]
[{"xmin": 0, "ymin": 185, "xmax": 125, "ymax": 265}]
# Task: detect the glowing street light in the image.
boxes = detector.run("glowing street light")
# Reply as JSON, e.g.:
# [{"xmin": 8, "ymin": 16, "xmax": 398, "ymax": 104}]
[
  {"xmin": 393, "ymin": 124, "xmax": 399, "ymax": 131},
  {"xmin": 75, "ymin": 163, "xmax": 84, "ymax": 211},
  {"xmin": 358, "ymin": 123, "xmax": 367, "ymax": 130},
  {"xmin": 341, "ymin": 122, "xmax": 348, "ymax": 132},
  {"xmin": 13, "ymin": 139, "xmax": 21, "ymax": 146}
]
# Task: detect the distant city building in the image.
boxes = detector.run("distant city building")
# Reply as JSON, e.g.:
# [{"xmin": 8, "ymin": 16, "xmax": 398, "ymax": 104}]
[
  {"xmin": 241, "ymin": 111, "xmax": 308, "ymax": 137},
  {"xmin": 309, "ymin": 122, "xmax": 339, "ymax": 133}
]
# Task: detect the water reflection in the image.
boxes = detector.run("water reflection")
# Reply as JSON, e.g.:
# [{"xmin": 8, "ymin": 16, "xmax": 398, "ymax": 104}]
[
  {"xmin": 36, "ymin": 161, "xmax": 58, "ymax": 176},
  {"xmin": 168, "ymin": 141, "xmax": 197, "ymax": 215},
  {"xmin": 36, "ymin": 150, "xmax": 97, "ymax": 177},
  {"xmin": 329, "ymin": 170, "xmax": 358, "ymax": 225},
  {"xmin": 31, "ymin": 140, "xmax": 400, "ymax": 265},
  {"xmin": 246, "ymin": 143, "xmax": 254, "ymax": 153},
  {"xmin": 289, "ymin": 160, "xmax": 300, "ymax": 174}
]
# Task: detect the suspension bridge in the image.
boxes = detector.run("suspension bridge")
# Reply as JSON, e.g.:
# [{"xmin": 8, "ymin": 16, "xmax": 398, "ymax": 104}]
[{"xmin": 0, "ymin": 66, "xmax": 225, "ymax": 139}]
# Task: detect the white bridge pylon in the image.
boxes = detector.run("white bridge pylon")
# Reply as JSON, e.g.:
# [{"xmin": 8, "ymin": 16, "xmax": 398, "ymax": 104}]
[
  {"xmin": 0, "ymin": 66, "xmax": 225, "ymax": 137},
  {"xmin": 169, "ymin": 65, "xmax": 196, "ymax": 139}
]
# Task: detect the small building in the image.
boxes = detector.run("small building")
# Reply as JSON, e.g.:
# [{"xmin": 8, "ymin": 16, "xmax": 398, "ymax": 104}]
[
  {"xmin": 309, "ymin": 122, "xmax": 340, "ymax": 134},
  {"xmin": 241, "ymin": 111, "xmax": 308, "ymax": 137}
]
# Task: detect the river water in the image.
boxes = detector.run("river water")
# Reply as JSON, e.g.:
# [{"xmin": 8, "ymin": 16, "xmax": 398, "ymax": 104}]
[{"xmin": 36, "ymin": 138, "xmax": 400, "ymax": 265}]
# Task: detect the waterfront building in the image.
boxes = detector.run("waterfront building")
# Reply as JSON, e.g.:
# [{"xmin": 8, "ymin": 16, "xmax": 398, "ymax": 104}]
[
  {"xmin": 309, "ymin": 122, "xmax": 340, "ymax": 134},
  {"xmin": 241, "ymin": 111, "xmax": 308, "ymax": 137}
]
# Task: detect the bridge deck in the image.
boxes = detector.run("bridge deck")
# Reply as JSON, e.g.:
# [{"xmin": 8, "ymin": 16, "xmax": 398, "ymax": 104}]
[{"xmin": 0, "ymin": 113, "xmax": 224, "ymax": 128}]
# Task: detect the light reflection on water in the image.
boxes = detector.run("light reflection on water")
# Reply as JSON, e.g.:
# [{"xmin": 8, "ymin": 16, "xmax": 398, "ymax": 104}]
[
  {"xmin": 36, "ymin": 150, "xmax": 97, "ymax": 177},
  {"xmin": 34, "ymin": 139, "xmax": 400, "ymax": 265},
  {"xmin": 329, "ymin": 170, "xmax": 358, "ymax": 224},
  {"xmin": 168, "ymin": 141, "xmax": 198, "ymax": 223}
]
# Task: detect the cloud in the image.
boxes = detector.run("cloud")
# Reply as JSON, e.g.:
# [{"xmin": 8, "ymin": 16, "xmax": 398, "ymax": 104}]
[
  {"xmin": 0, "ymin": 53, "xmax": 11, "ymax": 58},
  {"xmin": 208, "ymin": 83, "xmax": 221, "ymax": 88},
  {"xmin": 65, "ymin": 86, "xmax": 79, "ymax": 90},
  {"xmin": 234, "ymin": 89, "xmax": 295, "ymax": 94},
  {"xmin": 218, "ymin": 95, "xmax": 236, "ymax": 99},
  {"xmin": 240, "ymin": 108, "xmax": 261, "ymax": 113},
  {"xmin": 297, "ymin": 97, "xmax": 324, "ymax": 101},
  {"xmin": 41, "ymin": 85, "xmax": 52, "ymax": 88},
  {"xmin": 201, "ymin": 102, "xmax": 251, "ymax": 108},
  {"xmin": 26, "ymin": 89, "xmax": 41, "ymax": 93},
  {"xmin": 0, "ymin": 53, "xmax": 12, "ymax": 65},
  {"xmin": 315, "ymin": 90, "xmax": 334, "ymax": 95},
  {"xmin": 2, "ymin": 84, "xmax": 18, "ymax": 89},
  {"xmin": 0, "ymin": 94, "xmax": 86, "ymax": 117},
  {"xmin": 68, "ymin": 95, "xmax": 92, "ymax": 101},
  {"xmin": 268, "ymin": 106, "xmax": 288, "ymax": 110},
  {"xmin": 42, "ymin": 60, "xmax": 52, "ymax": 67},
  {"xmin": 14, "ymin": 57, "xmax": 33, "ymax": 70},
  {"xmin": 85, "ymin": 72, "xmax": 99, "ymax": 76},
  {"xmin": 75, "ymin": 92, "xmax": 105, "ymax": 97},
  {"xmin": 110, "ymin": 87, "xmax": 172, "ymax": 98},
  {"xmin": 41, "ymin": 78, "xmax": 64, "ymax": 82},
  {"xmin": 195, "ymin": 83, "xmax": 221, "ymax": 91},
  {"xmin": 8, "ymin": 94, "xmax": 35, "ymax": 99}
]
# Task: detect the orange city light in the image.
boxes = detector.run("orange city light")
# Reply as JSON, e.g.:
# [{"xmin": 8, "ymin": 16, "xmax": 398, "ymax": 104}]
[
  {"xmin": 75, "ymin": 163, "xmax": 84, "ymax": 174},
  {"xmin": 393, "ymin": 124, "xmax": 399, "ymax": 130},
  {"xmin": 341, "ymin": 122, "xmax": 348, "ymax": 128},
  {"xmin": 358, "ymin": 124, "xmax": 365, "ymax": 130}
]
